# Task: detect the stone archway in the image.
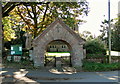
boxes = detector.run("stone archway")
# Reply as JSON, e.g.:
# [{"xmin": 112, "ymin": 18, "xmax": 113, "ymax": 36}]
[{"xmin": 33, "ymin": 18, "xmax": 85, "ymax": 67}]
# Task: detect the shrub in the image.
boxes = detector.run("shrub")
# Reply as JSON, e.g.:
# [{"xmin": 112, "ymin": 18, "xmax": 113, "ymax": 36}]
[
  {"xmin": 84, "ymin": 39, "xmax": 107, "ymax": 58},
  {"xmin": 86, "ymin": 54, "xmax": 106, "ymax": 59},
  {"xmin": 82, "ymin": 60, "xmax": 120, "ymax": 71}
]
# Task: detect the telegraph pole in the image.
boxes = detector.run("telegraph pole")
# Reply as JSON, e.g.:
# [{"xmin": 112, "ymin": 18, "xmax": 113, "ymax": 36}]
[{"xmin": 108, "ymin": 0, "xmax": 111, "ymax": 63}]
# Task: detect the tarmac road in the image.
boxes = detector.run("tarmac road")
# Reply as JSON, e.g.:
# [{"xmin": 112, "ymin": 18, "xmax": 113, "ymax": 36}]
[{"xmin": 1, "ymin": 68, "xmax": 120, "ymax": 83}]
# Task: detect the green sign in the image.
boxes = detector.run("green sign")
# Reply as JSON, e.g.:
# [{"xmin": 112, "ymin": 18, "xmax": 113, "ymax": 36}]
[{"xmin": 11, "ymin": 45, "xmax": 22, "ymax": 55}]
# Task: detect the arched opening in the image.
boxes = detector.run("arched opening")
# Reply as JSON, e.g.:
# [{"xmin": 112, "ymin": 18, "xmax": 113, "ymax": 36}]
[{"xmin": 44, "ymin": 40, "xmax": 72, "ymax": 67}]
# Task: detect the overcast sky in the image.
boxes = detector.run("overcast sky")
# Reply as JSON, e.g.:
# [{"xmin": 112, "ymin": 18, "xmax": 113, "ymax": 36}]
[{"xmin": 79, "ymin": 0, "xmax": 119, "ymax": 37}]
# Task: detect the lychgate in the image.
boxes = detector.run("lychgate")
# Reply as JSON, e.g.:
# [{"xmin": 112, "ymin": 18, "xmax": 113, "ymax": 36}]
[{"xmin": 33, "ymin": 18, "xmax": 86, "ymax": 67}]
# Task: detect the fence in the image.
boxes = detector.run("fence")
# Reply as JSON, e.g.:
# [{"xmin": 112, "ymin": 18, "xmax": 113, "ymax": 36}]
[{"xmin": 106, "ymin": 51, "xmax": 120, "ymax": 56}]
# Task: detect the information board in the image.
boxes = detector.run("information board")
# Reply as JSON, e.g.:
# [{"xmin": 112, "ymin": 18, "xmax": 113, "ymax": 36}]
[{"xmin": 11, "ymin": 45, "xmax": 22, "ymax": 55}]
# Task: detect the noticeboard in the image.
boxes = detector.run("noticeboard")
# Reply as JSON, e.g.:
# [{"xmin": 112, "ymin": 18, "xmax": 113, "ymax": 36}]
[{"xmin": 11, "ymin": 45, "xmax": 22, "ymax": 55}]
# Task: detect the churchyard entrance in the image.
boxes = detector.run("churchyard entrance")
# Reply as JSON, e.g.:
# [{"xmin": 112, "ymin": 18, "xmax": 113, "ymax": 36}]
[
  {"xmin": 44, "ymin": 40, "xmax": 72, "ymax": 67},
  {"xmin": 33, "ymin": 18, "xmax": 85, "ymax": 67}
]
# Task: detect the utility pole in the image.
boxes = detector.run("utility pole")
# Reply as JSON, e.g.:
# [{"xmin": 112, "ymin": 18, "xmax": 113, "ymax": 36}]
[
  {"xmin": 108, "ymin": 0, "xmax": 111, "ymax": 63},
  {"xmin": 118, "ymin": 1, "xmax": 120, "ymax": 17}
]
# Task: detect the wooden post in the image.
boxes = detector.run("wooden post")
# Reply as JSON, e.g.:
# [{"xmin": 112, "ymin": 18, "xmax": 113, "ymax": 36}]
[
  {"xmin": 54, "ymin": 56, "xmax": 56, "ymax": 67},
  {"xmin": 70, "ymin": 55, "xmax": 72, "ymax": 67},
  {"xmin": 44, "ymin": 55, "xmax": 46, "ymax": 66}
]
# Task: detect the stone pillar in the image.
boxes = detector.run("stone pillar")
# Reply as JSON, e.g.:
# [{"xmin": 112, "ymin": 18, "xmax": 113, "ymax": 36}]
[
  {"xmin": 33, "ymin": 46, "xmax": 44, "ymax": 67},
  {"xmin": 72, "ymin": 45, "xmax": 83, "ymax": 68},
  {"xmin": 33, "ymin": 55, "xmax": 44, "ymax": 67}
]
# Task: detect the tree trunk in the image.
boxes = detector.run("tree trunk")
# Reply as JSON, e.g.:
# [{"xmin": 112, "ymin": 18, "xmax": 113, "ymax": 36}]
[{"xmin": 0, "ymin": 2, "xmax": 2, "ymax": 63}]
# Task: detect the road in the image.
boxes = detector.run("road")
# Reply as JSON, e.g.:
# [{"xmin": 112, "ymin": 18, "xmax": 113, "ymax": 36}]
[{"xmin": 1, "ymin": 67, "xmax": 120, "ymax": 83}]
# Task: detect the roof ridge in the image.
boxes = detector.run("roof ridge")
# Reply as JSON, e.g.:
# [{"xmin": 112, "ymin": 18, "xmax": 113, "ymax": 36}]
[{"xmin": 34, "ymin": 18, "xmax": 85, "ymax": 44}]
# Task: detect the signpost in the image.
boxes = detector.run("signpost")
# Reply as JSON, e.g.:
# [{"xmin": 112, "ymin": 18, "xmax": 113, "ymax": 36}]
[{"xmin": 10, "ymin": 45, "xmax": 22, "ymax": 62}]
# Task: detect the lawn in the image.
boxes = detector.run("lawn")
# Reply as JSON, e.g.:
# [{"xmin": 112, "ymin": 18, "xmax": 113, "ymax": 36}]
[{"xmin": 45, "ymin": 52, "xmax": 70, "ymax": 57}]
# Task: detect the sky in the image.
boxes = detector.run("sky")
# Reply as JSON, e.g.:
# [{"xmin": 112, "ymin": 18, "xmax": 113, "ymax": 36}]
[{"xmin": 79, "ymin": 0, "xmax": 120, "ymax": 37}]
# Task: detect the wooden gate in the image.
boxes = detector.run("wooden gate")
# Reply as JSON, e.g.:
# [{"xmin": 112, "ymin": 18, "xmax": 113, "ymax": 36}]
[
  {"xmin": 44, "ymin": 56, "xmax": 56, "ymax": 67},
  {"xmin": 61, "ymin": 56, "xmax": 72, "ymax": 67},
  {"xmin": 44, "ymin": 56, "xmax": 72, "ymax": 67}
]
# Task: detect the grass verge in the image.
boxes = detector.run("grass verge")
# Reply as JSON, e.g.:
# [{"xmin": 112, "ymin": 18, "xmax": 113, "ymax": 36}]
[
  {"xmin": 82, "ymin": 60, "xmax": 120, "ymax": 72},
  {"xmin": 3, "ymin": 59, "xmax": 120, "ymax": 72}
]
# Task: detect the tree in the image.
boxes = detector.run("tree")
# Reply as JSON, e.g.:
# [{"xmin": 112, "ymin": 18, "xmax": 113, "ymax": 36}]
[
  {"xmin": 2, "ymin": 16, "xmax": 16, "ymax": 41},
  {"xmin": 1, "ymin": 2, "xmax": 23, "ymax": 57},
  {"xmin": 99, "ymin": 19, "xmax": 113, "ymax": 49},
  {"xmin": 2, "ymin": 2, "xmax": 22, "ymax": 17},
  {"xmin": 111, "ymin": 17, "xmax": 120, "ymax": 51},
  {"xmin": 84, "ymin": 38, "xmax": 106, "ymax": 56},
  {"xmin": 99, "ymin": 18, "xmax": 120, "ymax": 51},
  {"xmin": 0, "ymin": 2, "xmax": 2, "ymax": 58},
  {"xmin": 2, "ymin": 2, "xmax": 46, "ymax": 17},
  {"xmin": 79, "ymin": 31, "xmax": 94, "ymax": 40},
  {"xmin": 2, "ymin": 2, "xmax": 89, "ymax": 45},
  {"xmin": 11, "ymin": 2, "xmax": 89, "ymax": 38},
  {"xmin": 2, "ymin": 2, "xmax": 89, "ymax": 52}
]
